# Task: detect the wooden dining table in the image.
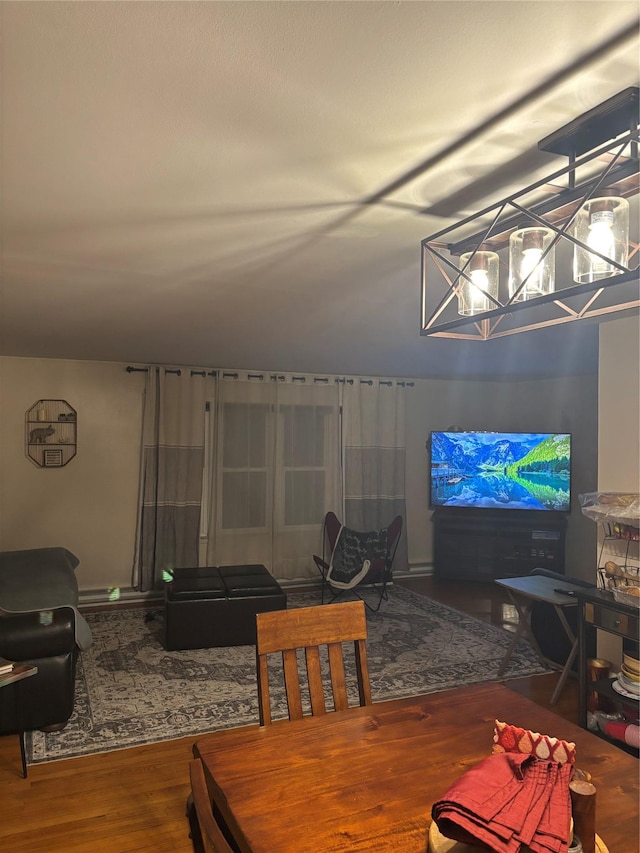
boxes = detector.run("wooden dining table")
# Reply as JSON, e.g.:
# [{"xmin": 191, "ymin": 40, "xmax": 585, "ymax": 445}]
[{"xmin": 194, "ymin": 682, "xmax": 639, "ymax": 853}]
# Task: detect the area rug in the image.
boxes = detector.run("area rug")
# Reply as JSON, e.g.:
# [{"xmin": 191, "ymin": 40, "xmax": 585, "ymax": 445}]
[{"xmin": 27, "ymin": 586, "xmax": 549, "ymax": 764}]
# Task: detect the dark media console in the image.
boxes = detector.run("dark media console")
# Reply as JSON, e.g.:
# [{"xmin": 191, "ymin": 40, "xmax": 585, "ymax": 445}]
[{"xmin": 432, "ymin": 509, "xmax": 567, "ymax": 581}]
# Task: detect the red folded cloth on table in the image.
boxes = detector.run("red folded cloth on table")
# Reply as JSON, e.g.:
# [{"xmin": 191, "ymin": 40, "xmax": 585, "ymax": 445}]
[
  {"xmin": 431, "ymin": 752, "xmax": 573, "ymax": 853},
  {"xmin": 493, "ymin": 720, "xmax": 576, "ymax": 765}
]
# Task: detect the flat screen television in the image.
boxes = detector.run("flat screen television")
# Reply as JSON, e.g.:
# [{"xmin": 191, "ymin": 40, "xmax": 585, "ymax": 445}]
[{"xmin": 429, "ymin": 431, "xmax": 571, "ymax": 512}]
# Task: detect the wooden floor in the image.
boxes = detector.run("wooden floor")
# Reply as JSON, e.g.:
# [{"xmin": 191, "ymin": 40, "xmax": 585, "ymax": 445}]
[
  {"xmin": 0, "ymin": 577, "xmax": 579, "ymax": 853},
  {"xmin": 397, "ymin": 575, "xmax": 580, "ymax": 723}
]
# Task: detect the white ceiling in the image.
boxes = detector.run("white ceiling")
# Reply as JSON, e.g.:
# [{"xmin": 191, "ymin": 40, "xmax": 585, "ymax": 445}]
[{"xmin": 1, "ymin": 1, "xmax": 638, "ymax": 379}]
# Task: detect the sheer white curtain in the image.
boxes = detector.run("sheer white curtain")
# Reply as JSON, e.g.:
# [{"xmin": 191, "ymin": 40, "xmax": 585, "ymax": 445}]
[
  {"xmin": 205, "ymin": 373, "xmax": 340, "ymax": 582},
  {"xmin": 341, "ymin": 379, "xmax": 408, "ymax": 572},
  {"xmin": 133, "ymin": 367, "xmax": 216, "ymax": 591}
]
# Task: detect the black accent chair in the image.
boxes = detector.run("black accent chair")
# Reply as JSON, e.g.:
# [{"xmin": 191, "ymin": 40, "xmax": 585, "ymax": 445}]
[
  {"xmin": 313, "ymin": 512, "xmax": 403, "ymax": 612},
  {"xmin": 0, "ymin": 606, "xmax": 78, "ymax": 733},
  {"xmin": 528, "ymin": 568, "xmax": 596, "ymax": 670}
]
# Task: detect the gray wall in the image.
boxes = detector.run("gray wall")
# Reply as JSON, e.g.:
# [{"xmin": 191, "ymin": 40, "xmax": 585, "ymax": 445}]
[{"xmin": 0, "ymin": 354, "xmax": 600, "ymax": 594}]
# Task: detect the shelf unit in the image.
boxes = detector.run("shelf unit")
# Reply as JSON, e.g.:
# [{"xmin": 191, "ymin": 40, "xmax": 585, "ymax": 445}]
[
  {"xmin": 25, "ymin": 399, "xmax": 77, "ymax": 468},
  {"xmin": 432, "ymin": 509, "xmax": 566, "ymax": 581},
  {"xmin": 597, "ymin": 521, "xmax": 639, "ymax": 589},
  {"xmin": 576, "ymin": 587, "xmax": 639, "ymax": 757}
]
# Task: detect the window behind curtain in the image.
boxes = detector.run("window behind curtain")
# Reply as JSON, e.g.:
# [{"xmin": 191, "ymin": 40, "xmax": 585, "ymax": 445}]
[
  {"xmin": 221, "ymin": 402, "xmax": 269, "ymax": 530},
  {"xmin": 205, "ymin": 379, "xmax": 340, "ymax": 580},
  {"xmin": 219, "ymin": 402, "xmax": 333, "ymax": 531},
  {"xmin": 281, "ymin": 405, "xmax": 330, "ymax": 526}
]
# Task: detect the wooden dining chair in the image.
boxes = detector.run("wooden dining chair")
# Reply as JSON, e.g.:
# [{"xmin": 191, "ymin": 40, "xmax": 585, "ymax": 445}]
[
  {"xmin": 188, "ymin": 758, "xmax": 235, "ymax": 853},
  {"xmin": 255, "ymin": 600, "xmax": 372, "ymax": 725}
]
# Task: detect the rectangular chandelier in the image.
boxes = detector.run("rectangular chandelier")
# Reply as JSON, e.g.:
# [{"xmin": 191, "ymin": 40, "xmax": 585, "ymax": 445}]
[{"xmin": 420, "ymin": 88, "xmax": 639, "ymax": 340}]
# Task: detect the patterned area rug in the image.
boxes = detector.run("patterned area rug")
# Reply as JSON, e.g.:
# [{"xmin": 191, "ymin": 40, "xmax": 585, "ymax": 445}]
[{"xmin": 28, "ymin": 586, "xmax": 548, "ymax": 764}]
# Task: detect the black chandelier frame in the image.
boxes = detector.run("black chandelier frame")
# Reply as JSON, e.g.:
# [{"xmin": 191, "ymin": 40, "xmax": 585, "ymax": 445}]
[{"xmin": 420, "ymin": 88, "xmax": 640, "ymax": 340}]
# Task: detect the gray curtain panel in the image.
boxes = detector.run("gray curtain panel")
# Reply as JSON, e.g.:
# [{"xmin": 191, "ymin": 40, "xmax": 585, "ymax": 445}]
[
  {"xmin": 133, "ymin": 367, "xmax": 215, "ymax": 591},
  {"xmin": 342, "ymin": 381, "xmax": 408, "ymax": 573}
]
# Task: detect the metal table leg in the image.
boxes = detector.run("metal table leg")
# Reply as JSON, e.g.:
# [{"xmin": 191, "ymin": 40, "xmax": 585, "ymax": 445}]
[{"xmin": 14, "ymin": 681, "xmax": 28, "ymax": 778}]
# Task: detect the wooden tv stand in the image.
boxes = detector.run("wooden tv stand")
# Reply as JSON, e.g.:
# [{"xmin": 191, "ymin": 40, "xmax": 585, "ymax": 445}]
[{"xmin": 432, "ymin": 509, "xmax": 567, "ymax": 581}]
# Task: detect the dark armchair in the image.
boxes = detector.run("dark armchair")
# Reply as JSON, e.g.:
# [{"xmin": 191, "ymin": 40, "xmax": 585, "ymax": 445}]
[
  {"xmin": 313, "ymin": 512, "xmax": 403, "ymax": 612},
  {"xmin": 0, "ymin": 606, "xmax": 78, "ymax": 732},
  {"xmin": 0, "ymin": 547, "xmax": 91, "ymax": 735}
]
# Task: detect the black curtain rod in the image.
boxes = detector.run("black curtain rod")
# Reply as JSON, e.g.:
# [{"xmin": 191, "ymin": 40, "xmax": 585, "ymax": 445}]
[
  {"xmin": 126, "ymin": 365, "xmax": 414, "ymax": 386},
  {"xmin": 126, "ymin": 366, "xmax": 216, "ymax": 376},
  {"xmin": 343, "ymin": 378, "xmax": 415, "ymax": 387},
  {"xmin": 125, "ymin": 366, "xmax": 182, "ymax": 375}
]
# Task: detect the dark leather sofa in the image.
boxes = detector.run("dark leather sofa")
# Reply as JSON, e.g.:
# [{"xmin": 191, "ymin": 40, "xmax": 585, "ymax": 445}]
[
  {"xmin": 0, "ymin": 547, "xmax": 92, "ymax": 734},
  {"xmin": 0, "ymin": 606, "xmax": 78, "ymax": 732}
]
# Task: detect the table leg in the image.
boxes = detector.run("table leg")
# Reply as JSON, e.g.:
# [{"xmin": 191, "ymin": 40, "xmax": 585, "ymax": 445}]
[
  {"xmin": 497, "ymin": 598, "xmax": 534, "ymax": 677},
  {"xmin": 14, "ymin": 682, "xmax": 28, "ymax": 778},
  {"xmin": 549, "ymin": 605, "xmax": 578, "ymax": 706},
  {"xmin": 549, "ymin": 637, "xmax": 578, "ymax": 705},
  {"xmin": 578, "ymin": 601, "xmax": 589, "ymax": 728},
  {"xmin": 18, "ymin": 733, "xmax": 28, "ymax": 778}
]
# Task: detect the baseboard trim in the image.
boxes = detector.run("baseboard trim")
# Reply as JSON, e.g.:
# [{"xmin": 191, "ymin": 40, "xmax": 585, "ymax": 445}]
[
  {"xmin": 79, "ymin": 588, "xmax": 163, "ymax": 608},
  {"xmin": 396, "ymin": 565, "xmax": 433, "ymax": 578},
  {"xmin": 78, "ymin": 565, "xmax": 434, "ymax": 608}
]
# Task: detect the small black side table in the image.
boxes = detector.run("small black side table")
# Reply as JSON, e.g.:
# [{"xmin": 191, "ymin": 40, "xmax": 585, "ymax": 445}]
[
  {"xmin": 495, "ymin": 574, "xmax": 579, "ymax": 704},
  {"xmin": 0, "ymin": 663, "xmax": 37, "ymax": 777}
]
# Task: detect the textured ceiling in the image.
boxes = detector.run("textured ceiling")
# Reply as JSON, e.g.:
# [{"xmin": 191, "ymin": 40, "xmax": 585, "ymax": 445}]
[{"xmin": 1, "ymin": 1, "xmax": 638, "ymax": 378}]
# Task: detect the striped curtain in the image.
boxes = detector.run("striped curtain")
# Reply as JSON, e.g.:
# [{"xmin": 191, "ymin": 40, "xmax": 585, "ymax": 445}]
[
  {"xmin": 341, "ymin": 379, "xmax": 408, "ymax": 573},
  {"xmin": 132, "ymin": 367, "xmax": 216, "ymax": 591}
]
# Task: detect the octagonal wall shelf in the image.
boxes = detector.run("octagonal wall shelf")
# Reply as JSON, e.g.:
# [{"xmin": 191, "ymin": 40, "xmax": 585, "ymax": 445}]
[{"xmin": 25, "ymin": 400, "xmax": 77, "ymax": 467}]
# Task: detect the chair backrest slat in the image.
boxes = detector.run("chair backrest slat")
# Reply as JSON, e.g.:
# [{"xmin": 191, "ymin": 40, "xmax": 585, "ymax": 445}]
[
  {"xmin": 305, "ymin": 646, "xmax": 327, "ymax": 716},
  {"xmin": 256, "ymin": 601, "xmax": 371, "ymax": 726},
  {"xmin": 257, "ymin": 654, "xmax": 272, "ymax": 725},
  {"xmin": 327, "ymin": 641, "xmax": 349, "ymax": 711},
  {"xmin": 282, "ymin": 648, "xmax": 304, "ymax": 720},
  {"xmin": 188, "ymin": 758, "xmax": 234, "ymax": 853},
  {"xmin": 355, "ymin": 640, "xmax": 372, "ymax": 706}
]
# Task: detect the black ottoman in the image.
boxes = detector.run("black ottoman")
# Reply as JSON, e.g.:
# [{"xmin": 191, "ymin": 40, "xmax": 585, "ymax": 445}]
[{"xmin": 164, "ymin": 564, "xmax": 287, "ymax": 651}]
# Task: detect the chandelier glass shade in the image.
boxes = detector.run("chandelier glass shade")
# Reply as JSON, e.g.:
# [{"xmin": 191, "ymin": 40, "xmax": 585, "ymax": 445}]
[
  {"xmin": 572, "ymin": 193, "xmax": 629, "ymax": 284},
  {"xmin": 458, "ymin": 249, "xmax": 499, "ymax": 315},
  {"xmin": 420, "ymin": 88, "xmax": 639, "ymax": 340},
  {"xmin": 508, "ymin": 227, "xmax": 556, "ymax": 302}
]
